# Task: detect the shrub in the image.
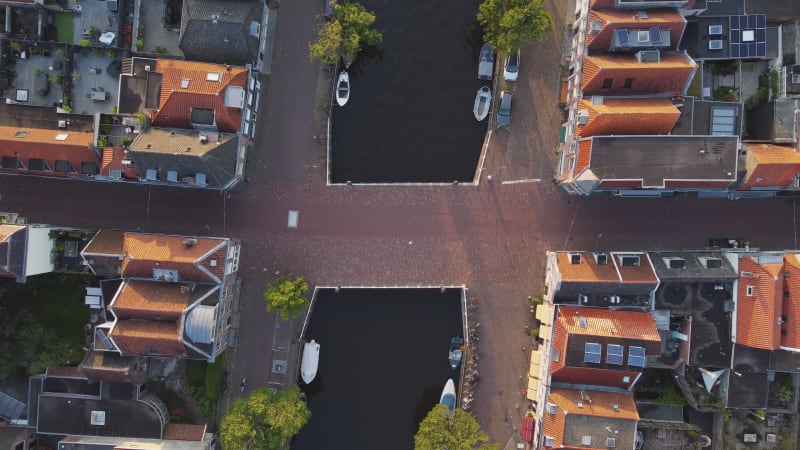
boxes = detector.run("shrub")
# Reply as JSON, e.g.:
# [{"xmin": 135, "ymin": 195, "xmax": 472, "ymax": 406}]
[
  {"xmin": 136, "ymin": 39, "xmax": 144, "ymax": 50},
  {"xmin": 79, "ymin": 39, "xmax": 91, "ymax": 47},
  {"xmin": 120, "ymin": 137, "xmax": 132, "ymax": 147}
]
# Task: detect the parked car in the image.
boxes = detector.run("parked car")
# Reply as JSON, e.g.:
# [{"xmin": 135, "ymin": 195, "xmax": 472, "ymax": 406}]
[
  {"xmin": 503, "ymin": 49, "xmax": 520, "ymax": 82},
  {"xmin": 497, "ymin": 91, "xmax": 512, "ymax": 127}
]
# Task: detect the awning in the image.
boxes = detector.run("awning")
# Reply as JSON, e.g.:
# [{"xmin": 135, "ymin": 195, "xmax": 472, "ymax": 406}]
[
  {"xmin": 527, "ymin": 376, "xmax": 540, "ymax": 401},
  {"xmin": 528, "ymin": 349, "xmax": 542, "ymax": 401},
  {"xmin": 521, "ymin": 416, "xmax": 535, "ymax": 442},
  {"xmin": 536, "ymin": 303, "xmax": 554, "ymax": 325}
]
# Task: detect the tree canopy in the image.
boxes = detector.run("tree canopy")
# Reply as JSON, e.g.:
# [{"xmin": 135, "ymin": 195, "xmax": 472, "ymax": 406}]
[
  {"xmin": 220, "ymin": 386, "xmax": 311, "ymax": 449},
  {"xmin": 264, "ymin": 276, "xmax": 309, "ymax": 320},
  {"xmin": 309, "ymin": 1, "xmax": 383, "ymax": 65},
  {"xmin": 0, "ymin": 306, "xmax": 77, "ymax": 380},
  {"xmin": 414, "ymin": 404, "xmax": 499, "ymax": 450},
  {"xmin": 477, "ymin": 0, "xmax": 554, "ymax": 57}
]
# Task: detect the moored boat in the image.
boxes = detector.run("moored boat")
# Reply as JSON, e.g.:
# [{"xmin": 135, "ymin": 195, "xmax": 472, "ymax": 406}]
[
  {"xmin": 439, "ymin": 378, "xmax": 456, "ymax": 414},
  {"xmin": 478, "ymin": 42, "xmax": 494, "ymax": 80},
  {"xmin": 336, "ymin": 71, "xmax": 350, "ymax": 106},
  {"xmin": 473, "ymin": 86, "xmax": 491, "ymax": 121},
  {"xmin": 449, "ymin": 337, "xmax": 464, "ymax": 370},
  {"xmin": 301, "ymin": 339, "xmax": 320, "ymax": 384}
]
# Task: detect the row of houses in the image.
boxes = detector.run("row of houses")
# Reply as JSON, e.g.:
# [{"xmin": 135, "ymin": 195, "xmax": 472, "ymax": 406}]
[
  {"xmin": 0, "ymin": 0, "xmax": 267, "ymax": 189},
  {"xmin": 557, "ymin": 0, "xmax": 800, "ymax": 197},
  {"xmin": 526, "ymin": 248, "xmax": 800, "ymax": 448},
  {"xmin": 0, "ymin": 216, "xmax": 241, "ymax": 449}
]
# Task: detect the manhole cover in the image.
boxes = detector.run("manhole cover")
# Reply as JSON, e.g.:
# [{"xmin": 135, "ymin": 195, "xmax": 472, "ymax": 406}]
[{"xmin": 272, "ymin": 360, "xmax": 287, "ymax": 374}]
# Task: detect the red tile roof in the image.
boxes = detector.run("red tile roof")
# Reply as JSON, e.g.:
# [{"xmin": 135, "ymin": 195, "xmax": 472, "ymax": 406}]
[
  {"xmin": 0, "ymin": 126, "xmax": 97, "ymax": 175},
  {"xmin": 557, "ymin": 306, "xmax": 661, "ymax": 340},
  {"xmin": 163, "ymin": 423, "xmax": 207, "ymax": 441},
  {"xmin": 581, "ymin": 53, "xmax": 696, "ymax": 95},
  {"xmin": 575, "ymin": 139, "xmax": 594, "ymax": 175},
  {"xmin": 586, "ymin": 9, "xmax": 686, "ymax": 52},
  {"xmin": 82, "ymin": 229, "xmax": 125, "ymax": 256},
  {"xmin": 111, "ymin": 320, "xmax": 185, "ymax": 357},
  {"xmin": 122, "ymin": 232, "xmax": 228, "ymax": 283},
  {"xmin": 152, "ymin": 59, "xmax": 248, "ymax": 133},
  {"xmin": 542, "ymin": 388, "xmax": 638, "ymax": 448},
  {"xmin": 612, "ymin": 253, "xmax": 658, "ymax": 283},
  {"xmin": 736, "ymin": 256, "xmax": 783, "ymax": 350},
  {"xmin": 101, "ymin": 147, "xmax": 140, "ymax": 179},
  {"xmin": 0, "ymin": 224, "xmax": 25, "ymax": 242},
  {"xmin": 576, "ymin": 98, "xmax": 680, "ymax": 137},
  {"xmin": 111, "ymin": 279, "xmax": 192, "ymax": 321},
  {"xmin": 556, "ymin": 251, "xmax": 620, "ymax": 283},
  {"xmin": 739, "ymin": 144, "xmax": 800, "ymax": 190},
  {"xmin": 782, "ymin": 254, "xmax": 800, "ymax": 349}
]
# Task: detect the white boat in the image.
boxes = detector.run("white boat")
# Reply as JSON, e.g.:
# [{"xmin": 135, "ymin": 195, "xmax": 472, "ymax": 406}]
[
  {"xmin": 439, "ymin": 378, "xmax": 456, "ymax": 414},
  {"xmin": 301, "ymin": 339, "xmax": 320, "ymax": 384},
  {"xmin": 336, "ymin": 71, "xmax": 350, "ymax": 106},
  {"xmin": 473, "ymin": 86, "xmax": 491, "ymax": 121}
]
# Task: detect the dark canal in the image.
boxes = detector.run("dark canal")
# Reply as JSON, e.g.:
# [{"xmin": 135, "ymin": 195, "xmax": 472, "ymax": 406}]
[
  {"xmin": 292, "ymin": 288, "xmax": 463, "ymax": 449},
  {"xmin": 330, "ymin": 0, "xmax": 488, "ymax": 183}
]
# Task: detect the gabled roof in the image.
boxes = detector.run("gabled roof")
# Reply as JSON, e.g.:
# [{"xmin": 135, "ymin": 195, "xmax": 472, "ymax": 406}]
[
  {"xmin": 736, "ymin": 256, "xmax": 783, "ymax": 350},
  {"xmin": 739, "ymin": 143, "xmax": 800, "ymax": 190},
  {"xmin": 581, "ymin": 52, "xmax": 696, "ymax": 95},
  {"xmin": 151, "ymin": 59, "xmax": 248, "ymax": 133},
  {"xmin": 111, "ymin": 279, "xmax": 194, "ymax": 321},
  {"xmin": 121, "ymin": 232, "xmax": 228, "ymax": 283},
  {"xmin": 101, "ymin": 147, "xmax": 140, "ymax": 179},
  {"xmin": 781, "ymin": 254, "xmax": 800, "ymax": 350},
  {"xmin": 576, "ymin": 98, "xmax": 680, "ymax": 138},
  {"xmin": 586, "ymin": 9, "xmax": 686, "ymax": 52},
  {"xmin": 555, "ymin": 251, "xmax": 621, "ymax": 283},
  {"xmin": 111, "ymin": 320, "xmax": 185, "ymax": 357},
  {"xmin": 179, "ymin": 0, "xmax": 262, "ymax": 66},
  {"xmin": 558, "ymin": 306, "xmax": 661, "ymax": 340},
  {"xmin": 542, "ymin": 388, "xmax": 638, "ymax": 449},
  {"xmin": 82, "ymin": 229, "xmax": 125, "ymax": 256},
  {"xmin": 0, "ymin": 126, "xmax": 97, "ymax": 174}
]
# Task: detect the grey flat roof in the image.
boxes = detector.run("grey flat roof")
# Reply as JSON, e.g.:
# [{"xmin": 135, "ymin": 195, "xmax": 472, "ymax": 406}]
[
  {"xmin": 587, "ymin": 135, "xmax": 739, "ymax": 187},
  {"xmin": 0, "ymin": 391, "xmax": 25, "ymax": 420},
  {"xmin": 563, "ymin": 415, "xmax": 636, "ymax": 449},
  {"xmin": 648, "ymin": 252, "xmax": 737, "ymax": 280},
  {"xmin": 636, "ymin": 402, "xmax": 684, "ymax": 422},
  {"xmin": 727, "ymin": 372, "xmax": 769, "ymax": 408},
  {"xmin": 745, "ymin": 0, "xmax": 800, "ymax": 20}
]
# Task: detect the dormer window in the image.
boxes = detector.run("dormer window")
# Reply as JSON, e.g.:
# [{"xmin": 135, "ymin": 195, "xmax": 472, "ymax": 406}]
[
  {"xmin": 666, "ymin": 258, "xmax": 685, "ymax": 269},
  {"xmin": 546, "ymin": 403, "xmax": 557, "ymax": 414},
  {"xmin": 594, "ymin": 253, "xmax": 608, "ymax": 265},
  {"xmin": 704, "ymin": 258, "xmax": 722, "ymax": 268},
  {"xmin": 570, "ymin": 253, "xmax": 581, "ymax": 264},
  {"xmin": 621, "ymin": 255, "xmax": 640, "ymax": 266},
  {"xmin": 544, "ymin": 436, "xmax": 555, "ymax": 447}
]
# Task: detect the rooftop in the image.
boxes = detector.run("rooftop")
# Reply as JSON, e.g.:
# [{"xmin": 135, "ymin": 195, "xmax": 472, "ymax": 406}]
[
  {"xmin": 576, "ymin": 97, "xmax": 680, "ymax": 138},
  {"xmin": 648, "ymin": 251, "xmax": 737, "ymax": 280},
  {"xmin": 578, "ymin": 135, "xmax": 739, "ymax": 188},
  {"xmin": 740, "ymin": 143, "xmax": 800, "ymax": 190},
  {"xmin": 82, "ymin": 229, "xmax": 124, "ymax": 256},
  {"xmin": 121, "ymin": 232, "xmax": 229, "ymax": 283},
  {"xmin": 543, "ymin": 388, "xmax": 638, "ymax": 449},
  {"xmin": 179, "ymin": 0, "xmax": 263, "ymax": 66},
  {"xmin": 671, "ymin": 97, "xmax": 744, "ymax": 137},
  {"xmin": 736, "ymin": 255, "xmax": 783, "ymax": 351}
]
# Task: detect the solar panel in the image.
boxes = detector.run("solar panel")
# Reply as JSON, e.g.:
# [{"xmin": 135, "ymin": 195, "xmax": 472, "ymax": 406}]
[
  {"xmin": 650, "ymin": 27, "xmax": 661, "ymax": 44},
  {"xmin": 606, "ymin": 344, "xmax": 624, "ymax": 365},
  {"xmin": 95, "ymin": 328, "xmax": 114, "ymax": 350},
  {"xmin": 616, "ymin": 29, "xmax": 629, "ymax": 47},
  {"xmin": 628, "ymin": 346, "xmax": 646, "ymax": 367},
  {"xmin": 729, "ymin": 14, "xmax": 766, "ymax": 58},
  {"xmin": 585, "ymin": 343, "xmax": 602, "ymax": 364}
]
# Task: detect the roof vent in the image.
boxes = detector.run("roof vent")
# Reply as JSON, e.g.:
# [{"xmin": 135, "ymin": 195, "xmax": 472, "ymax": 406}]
[
  {"xmin": 211, "ymin": 14, "xmax": 220, "ymax": 22},
  {"xmin": 613, "ymin": 403, "xmax": 620, "ymax": 412},
  {"xmin": 90, "ymin": 410, "xmax": 106, "ymax": 425},
  {"xmin": 579, "ymin": 316, "xmax": 587, "ymax": 328},
  {"xmin": 183, "ymin": 238, "xmax": 197, "ymax": 247},
  {"xmin": 144, "ymin": 65, "xmax": 151, "ymax": 71}
]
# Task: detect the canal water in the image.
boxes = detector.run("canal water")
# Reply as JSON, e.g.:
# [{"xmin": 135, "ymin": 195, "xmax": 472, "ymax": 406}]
[
  {"xmin": 330, "ymin": 0, "xmax": 488, "ymax": 183},
  {"xmin": 292, "ymin": 288, "xmax": 463, "ymax": 450}
]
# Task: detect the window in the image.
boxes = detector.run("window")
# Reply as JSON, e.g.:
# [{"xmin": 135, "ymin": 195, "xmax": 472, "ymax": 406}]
[
  {"xmin": 584, "ymin": 343, "xmax": 602, "ymax": 363},
  {"xmin": 147, "ymin": 348, "xmax": 162, "ymax": 356},
  {"xmin": 544, "ymin": 436, "xmax": 555, "ymax": 447},
  {"xmin": 621, "ymin": 255, "xmax": 640, "ymax": 266},
  {"xmin": 547, "ymin": 403, "xmax": 558, "ymax": 414},
  {"xmin": 595, "ymin": 253, "xmax": 608, "ymax": 265},
  {"xmin": 570, "ymin": 253, "xmax": 581, "ymax": 264},
  {"xmin": 54, "ymin": 133, "xmax": 69, "ymax": 141},
  {"xmin": 602, "ymin": 78, "xmax": 613, "ymax": 89},
  {"xmin": 746, "ymin": 285, "xmax": 755, "ymax": 296},
  {"xmin": 13, "ymin": 130, "xmax": 29, "ymax": 138},
  {"xmin": 668, "ymin": 258, "xmax": 685, "ymax": 269},
  {"xmin": 581, "ymin": 436, "xmax": 592, "ymax": 445},
  {"xmin": 606, "ymin": 438, "xmax": 616, "ymax": 447},
  {"xmin": 606, "ymin": 344, "xmax": 624, "ymax": 365},
  {"xmin": 206, "ymin": 72, "xmax": 221, "ymax": 81},
  {"xmin": 552, "ymin": 349, "xmax": 561, "ymax": 362},
  {"xmin": 622, "ymin": 375, "xmax": 631, "ymax": 383},
  {"xmin": 181, "ymin": 79, "xmax": 190, "ymax": 88},
  {"xmin": 567, "ymin": 158, "xmax": 575, "ymax": 169},
  {"xmin": 704, "ymin": 258, "xmax": 722, "ymax": 268},
  {"xmin": 623, "ymin": 78, "xmax": 633, "ymax": 88}
]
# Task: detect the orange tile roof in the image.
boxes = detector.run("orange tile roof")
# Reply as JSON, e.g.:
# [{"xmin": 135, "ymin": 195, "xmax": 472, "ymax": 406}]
[
  {"xmin": 543, "ymin": 388, "xmax": 638, "ymax": 448},
  {"xmin": 111, "ymin": 320, "xmax": 185, "ymax": 357},
  {"xmin": 112, "ymin": 280, "xmax": 192, "ymax": 321},
  {"xmin": 739, "ymin": 144, "xmax": 800, "ymax": 190},
  {"xmin": 586, "ymin": 9, "xmax": 686, "ymax": 52},
  {"xmin": 576, "ymin": 98, "xmax": 680, "ymax": 137},
  {"xmin": 612, "ymin": 253, "xmax": 658, "ymax": 283},
  {"xmin": 575, "ymin": 139, "xmax": 593, "ymax": 175},
  {"xmin": 0, "ymin": 126, "xmax": 97, "ymax": 173},
  {"xmin": 101, "ymin": 147, "xmax": 140, "ymax": 179},
  {"xmin": 82, "ymin": 229, "xmax": 125, "ymax": 255},
  {"xmin": 0, "ymin": 224, "xmax": 25, "ymax": 242},
  {"xmin": 581, "ymin": 53, "xmax": 696, "ymax": 95},
  {"xmin": 558, "ymin": 306, "xmax": 661, "ymax": 341},
  {"xmin": 782, "ymin": 254, "xmax": 800, "ymax": 349},
  {"xmin": 163, "ymin": 424, "xmax": 207, "ymax": 441},
  {"xmin": 153, "ymin": 59, "xmax": 247, "ymax": 133},
  {"xmin": 736, "ymin": 256, "xmax": 783, "ymax": 350},
  {"xmin": 122, "ymin": 232, "xmax": 227, "ymax": 282},
  {"xmin": 556, "ymin": 251, "xmax": 620, "ymax": 283}
]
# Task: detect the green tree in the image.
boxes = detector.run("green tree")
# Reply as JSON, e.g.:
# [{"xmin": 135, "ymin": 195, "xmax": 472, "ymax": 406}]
[
  {"xmin": 477, "ymin": 0, "xmax": 554, "ymax": 57},
  {"xmin": 415, "ymin": 404, "xmax": 499, "ymax": 450},
  {"xmin": 220, "ymin": 386, "xmax": 311, "ymax": 449},
  {"xmin": 0, "ymin": 307, "xmax": 76, "ymax": 380},
  {"xmin": 264, "ymin": 276, "xmax": 309, "ymax": 320},
  {"xmin": 309, "ymin": 1, "xmax": 382, "ymax": 65}
]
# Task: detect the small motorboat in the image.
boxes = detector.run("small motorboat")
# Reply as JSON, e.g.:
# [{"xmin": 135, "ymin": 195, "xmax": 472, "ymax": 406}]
[
  {"xmin": 473, "ymin": 86, "xmax": 491, "ymax": 121},
  {"xmin": 336, "ymin": 71, "xmax": 350, "ymax": 106},
  {"xmin": 478, "ymin": 42, "xmax": 494, "ymax": 80},
  {"xmin": 439, "ymin": 378, "xmax": 456, "ymax": 414},
  {"xmin": 449, "ymin": 337, "xmax": 464, "ymax": 370},
  {"xmin": 301, "ymin": 339, "xmax": 320, "ymax": 384}
]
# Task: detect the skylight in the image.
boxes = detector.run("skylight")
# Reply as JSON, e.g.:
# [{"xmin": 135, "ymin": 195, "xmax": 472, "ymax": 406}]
[{"xmin": 206, "ymin": 72, "xmax": 221, "ymax": 82}]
